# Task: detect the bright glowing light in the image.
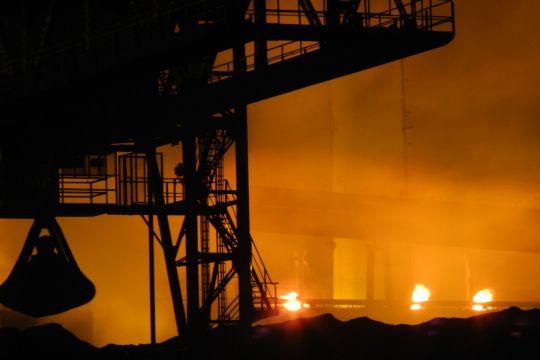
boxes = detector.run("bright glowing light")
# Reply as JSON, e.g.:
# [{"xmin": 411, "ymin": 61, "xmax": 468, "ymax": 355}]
[
  {"xmin": 411, "ymin": 284, "xmax": 431, "ymax": 303},
  {"xmin": 279, "ymin": 291, "xmax": 299, "ymax": 301},
  {"xmin": 472, "ymin": 304, "xmax": 487, "ymax": 312},
  {"xmin": 472, "ymin": 289, "xmax": 493, "ymax": 312},
  {"xmin": 283, "ymin": 300, "xmax": 302, "ymax": 312},
  {"xmin": 473, "ymin": 289, "xmax": 493, "ymax": 304},
  {"xmin": 303, "ymin": 303, "xmax": 311, "ymax": 309},
  {"xmin": 279, "ymin": 291, "xmax": 302, "ymax": 312},
  {"xmin": 410, "ymin": 284, "xmax": 430, "ymax": 311}
]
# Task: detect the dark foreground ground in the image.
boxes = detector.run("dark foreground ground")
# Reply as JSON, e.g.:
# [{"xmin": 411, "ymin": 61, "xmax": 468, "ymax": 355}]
[{"xmin": 1, "ymin": 307, "xmax": 540, "ymax": 359}]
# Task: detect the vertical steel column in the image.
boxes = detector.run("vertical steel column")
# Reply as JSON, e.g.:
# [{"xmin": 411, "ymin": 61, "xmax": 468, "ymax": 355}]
[
  {"xmin": 146, "ymin": 148, "xmax": 187, "ymax": 340},
  {"xmin": 231, "ymin": 0, "xmax": 254, "ymax": 327},
  {"xmin": 235, "ymin": 107, "xmax": 253, "ymax": 326},
  {"xmin": 254, "ymin": 0, "xmax": 267, "ymax": 70},
  {"xmin": 148, "ymin": 214, "xmax": 156, "ymax": 345},
  {"xmin": 182, "ymin": 134, "xmax": 201, "ymax": 332},
  {"xmin": 326, "ymin": 0, "xmax": 341, "ymax": 26}
]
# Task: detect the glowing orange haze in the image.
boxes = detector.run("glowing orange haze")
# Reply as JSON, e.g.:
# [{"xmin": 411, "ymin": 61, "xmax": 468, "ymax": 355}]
[{"xmin": 2, "ymin": 0, "xmax": 540, "ymax": 346}]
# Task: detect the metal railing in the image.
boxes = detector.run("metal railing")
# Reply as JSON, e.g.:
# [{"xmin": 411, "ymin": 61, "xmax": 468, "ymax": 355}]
[
  {"xmin": 249, "ymin": 0, "xmax": 454, "ymax": 30},
  {"xmin": 210, "ymin": 0, "xmax": 454, "ymax": 83},
  {"xmin": 209, "ymin": 40, "xmax": 320, "ymax": 83},
  {"xmin": 58, "ymin": 176, "xmax": 116, "ymax": 205},
  {"xmin": 58, "ymin": 152, "xmax": 184, "ymax": 206}
]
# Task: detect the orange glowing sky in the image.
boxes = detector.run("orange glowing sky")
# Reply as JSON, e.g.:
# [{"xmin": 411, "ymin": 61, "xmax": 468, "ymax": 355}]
[{"xmin": 3, "ymin": 0, "xmax": 540, "ymax": 346}]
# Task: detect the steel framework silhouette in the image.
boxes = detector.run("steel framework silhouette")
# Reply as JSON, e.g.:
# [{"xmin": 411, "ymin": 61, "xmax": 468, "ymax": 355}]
[{"xmin": 0, "ymin": 0, "xmax": 454, "ymax": 342}]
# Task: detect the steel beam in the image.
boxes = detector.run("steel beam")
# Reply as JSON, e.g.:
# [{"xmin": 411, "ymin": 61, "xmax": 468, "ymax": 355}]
[
  {"xmin": 146, "ymin": 148, "xmax": 187, "ymax": 341},
  {"xmin": 182, "ymin": 132, "xmax": 202, "ymax": 334}
]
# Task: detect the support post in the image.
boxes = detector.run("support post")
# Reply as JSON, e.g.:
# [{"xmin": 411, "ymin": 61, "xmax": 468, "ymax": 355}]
[
  {"xmin": 146, "ymin": 148, "xmax": 187, "ymax": 341},
  {"xmin": 232, "ymin": 1, "xmax": 253, "ymax": 327},
  {"xmin": 254, "ymin": 0, "xmax": 267, "ymax": 70},
  {"xmin": 235, "ymin": 106, "xmax": 253, "ymax": 327},
  {"xmin": 327, "ymin": 0, "xmax": 340, "ymax": 26},
  {"xmin": 182, "ymin": 133, "xmax": 202, "ymax": 333},
  {"xmin": 148, "ymin": 214, "xmax": 156, "ymax": 345}
]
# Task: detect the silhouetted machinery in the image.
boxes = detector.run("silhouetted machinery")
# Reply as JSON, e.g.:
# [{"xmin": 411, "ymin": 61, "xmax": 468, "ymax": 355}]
[
  {"xmin": 0, "ymin": 0, "xmax": 454, "ymax": 341},
  {"xmin": 0, "ymin": 216, "xmax": 95, "ymax": 317}
]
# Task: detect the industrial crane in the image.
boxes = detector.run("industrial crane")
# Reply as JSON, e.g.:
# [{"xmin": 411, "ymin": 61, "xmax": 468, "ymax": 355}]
[{"xmin": 0, "ymin": 0, "xmax": 454, "ymax": 342}]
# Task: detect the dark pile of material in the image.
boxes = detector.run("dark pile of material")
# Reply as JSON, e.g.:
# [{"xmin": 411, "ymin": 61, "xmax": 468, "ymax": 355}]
[{"xmin": 1, "ymin": 307, "xmax": 540, "ymax": 359}]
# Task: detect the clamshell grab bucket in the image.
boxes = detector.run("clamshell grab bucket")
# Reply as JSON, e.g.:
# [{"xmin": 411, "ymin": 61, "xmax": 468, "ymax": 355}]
[{"xmin": 0, "ymin": 217, "xmax": 95, "ymax": 317}]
